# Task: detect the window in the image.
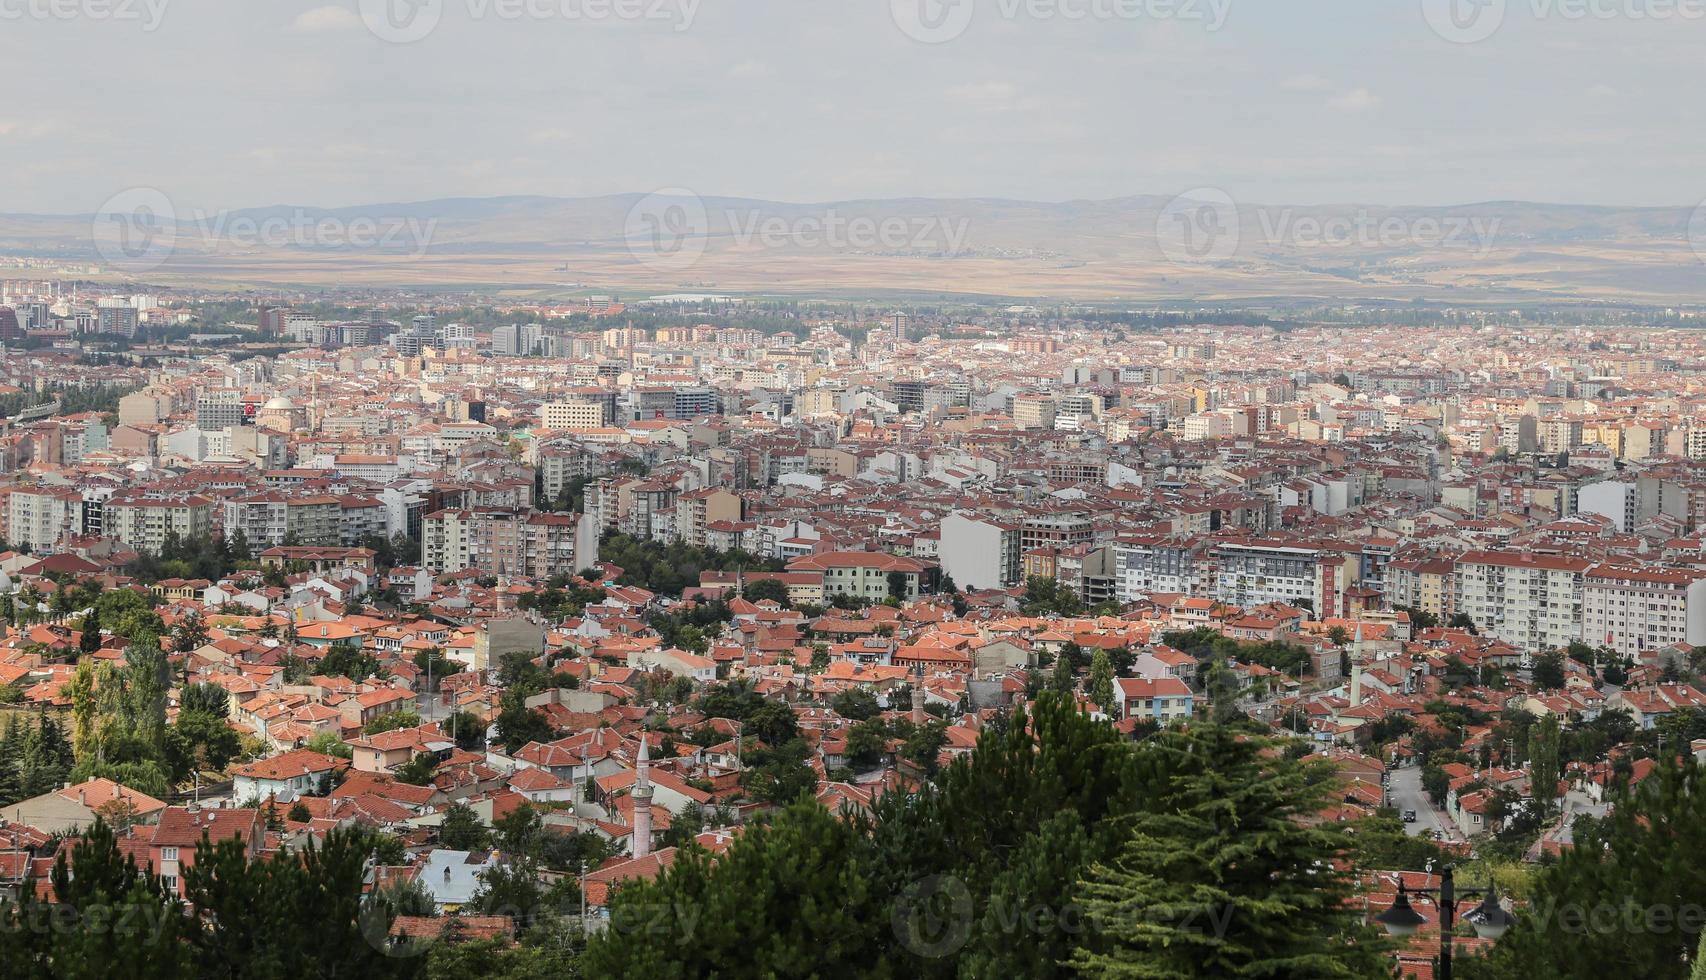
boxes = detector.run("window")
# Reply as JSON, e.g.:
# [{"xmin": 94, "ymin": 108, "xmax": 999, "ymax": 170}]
[{"xmin": 161, "ymin": 847, "xmax": 179, "ymax": 862}]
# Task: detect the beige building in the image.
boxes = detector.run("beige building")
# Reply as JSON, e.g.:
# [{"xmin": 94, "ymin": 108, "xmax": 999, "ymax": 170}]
[
  {"xmin": 104, "ymin": 493, "xmax": 215, "ymax": 554},
  {"xmin": 117, "ymin": 389, "xmax": 175, "ymax": 426},
  {"xmin": 541, "ymin": 401, "xmax": 608, "ymax": 431}
]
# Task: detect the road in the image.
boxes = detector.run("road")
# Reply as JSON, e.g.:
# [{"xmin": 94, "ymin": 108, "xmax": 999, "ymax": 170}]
[{"xmin": 1386, "ymin": 764, "xmax": 1457, "ymax": 841}]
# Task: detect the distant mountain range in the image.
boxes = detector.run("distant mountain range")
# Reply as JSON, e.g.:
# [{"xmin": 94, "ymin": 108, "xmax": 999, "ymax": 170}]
[{"xmin": 3, "ymin": 193, "xmax": 1703, "ymax": 304}]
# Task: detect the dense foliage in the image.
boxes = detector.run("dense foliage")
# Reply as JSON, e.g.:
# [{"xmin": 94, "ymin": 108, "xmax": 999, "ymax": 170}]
[
  {"xmin": 582, "ymin": 694, "xmax": 1387, "ymax": 977},
  {"xmin": 598, "ymin": 532, "xmax": 784, "ymax": 597}
]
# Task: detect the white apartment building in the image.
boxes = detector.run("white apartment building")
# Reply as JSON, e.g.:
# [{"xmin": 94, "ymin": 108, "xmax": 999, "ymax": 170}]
[
  {"xmin": 5, "ymin": 486, "xmax": 82, "ymax": 553},
  {"xmin": 1114, "ymin": 535, "xmax": 1207, "ymax": 602},
  {"xmin": 1583, "ymin": 564, "xmax": 1706, "ymax": 658},
  {"xmin": 1454, "ymin": 551, "xmax": 1593, "ymax": 653},
  {"xmin": 939, "ymin": 511, "xmax": 1023, "ymax": 591}
]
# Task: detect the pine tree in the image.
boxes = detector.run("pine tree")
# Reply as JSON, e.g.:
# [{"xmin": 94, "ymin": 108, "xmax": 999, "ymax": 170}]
[
  {"xmin": 583, "ymin": 797, "xmax": 885, "ymax": 976},
  {"xmin": 0, "ymin": 715, "xmax": 21, "ymax": 805},
  {"xmin": 79, "ymin": 607, "xmax": 102, "ymax": 654},
  {"xmin": 1051, "ymin": 651, "xmax": 1076, "ymax": 696},
  {"xmin": 1069, "ymin": 727, "xmax": 1389, "ymax": 978},
  {"xmin": 1088, "ymin": 649, "xmax": 1116, "ymax": 712},
  {"xmin": 1480, "ymin": 758, "xmax": 1706, "ymax": 979},
  {"xmin": 1529, "ymin": 713, "xmax": 1561, "ymax": 815}
]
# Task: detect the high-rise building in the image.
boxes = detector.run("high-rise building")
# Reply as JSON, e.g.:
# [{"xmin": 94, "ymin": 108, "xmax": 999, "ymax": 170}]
[
  {"xmin": 196, "ymin": 389, "xmax": 245, "ymax": 432},
  {"xmin": 96, "ymin": 304, "xmax": 138, "ymax": 338}
]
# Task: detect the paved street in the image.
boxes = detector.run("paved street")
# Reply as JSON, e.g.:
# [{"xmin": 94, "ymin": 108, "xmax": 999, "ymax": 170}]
[{"xmin": 1386, "ymin": 764, "xmax": 1458, "ymax": 841}]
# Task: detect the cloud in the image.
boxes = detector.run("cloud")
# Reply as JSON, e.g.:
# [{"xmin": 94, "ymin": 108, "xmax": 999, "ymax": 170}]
[
  {"xmin": 727, "ymin": 60, "xmax": 775, "ymax": 80},
  {"xmin": 290, "ymin": 6, "xmax": 362, "ymax": 32},
  {"xmin": 1327, "ymin": 88, "xmax": 1380, "ymax": 112},
  {"xmin": 1282, "ymin": 74, "xmax": 1331, "ymax": 92},
  {"xmin": 948, "ymin": 81, "xmax": 1018, "ymax": 103}
]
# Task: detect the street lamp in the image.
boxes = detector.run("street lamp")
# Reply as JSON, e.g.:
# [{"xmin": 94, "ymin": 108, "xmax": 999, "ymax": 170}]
[{"xmin": 1375, "ymin": 865, "xmax": 1515, "ymax": 980}]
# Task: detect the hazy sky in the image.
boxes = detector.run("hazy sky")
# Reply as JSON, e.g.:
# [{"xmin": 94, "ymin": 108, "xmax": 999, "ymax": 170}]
[{"xmin": 2, "ymin": 0, "xmax": 1702, "ymax": 214}]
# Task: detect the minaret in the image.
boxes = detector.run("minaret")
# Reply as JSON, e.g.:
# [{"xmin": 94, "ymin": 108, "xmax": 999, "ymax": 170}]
[
  {"xmin": 910, "ymin": 664, "xmax": 927, "ymax": 726},
  {"xmin": 493, "ymin": 564, "xmax": 511, "ymax": 615},
  {"xmin": 1348, "ymin": 615, "xmax": 1364, "ymax": 706},
  {"xmin": 632, "ymin": 737, "xmax": 653, "ymax": 859}
]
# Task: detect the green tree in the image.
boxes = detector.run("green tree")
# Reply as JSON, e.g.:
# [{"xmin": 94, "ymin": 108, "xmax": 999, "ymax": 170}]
[
  {"xmin": 440, "ymin": 801, "xmax": 491, "ymax": 850},
  {"xmin": 741, "ymin": 578, "xmax": 791, "ymax": 607},
  {"xmin": 746, "ymin": 701, "xmax": 799, "ymax": 746},
  {"xmin": 1422, "ymin": 765, "xmax": 1451, "ymax": 806},
  {"xmin": 1051, "ymin": 651, "xmax": 1076, "ymax": 696},
  {"xmin": 583, "ymin": 797, "xmax": 884, "ymax": 976},
  {"xmin": 1531, "ymin": 650, "xmax": 1567, "ymax": 691},
  {"xmin": 1529, "ymin": 713, "xmax": 1561, "ymax": 815},
  {"xmin": 171, "ymin": 611, "xmax": 211, "ymax": 653},
  {"xmin": 739, "ymin": 737, "xmax": 819, "ymax": 805},
  {"xmin": 365, "ymin": 709, "xmax": 422, "ymax": 735},
  {"xmin": 494, "ymin": 693, "xmax": 556, "ymax": 753},
  {"xmin": 830, "ymin": 688, "xmax": 881, "ymax": 721},
  {"xmin": 394, "ymin": 753, "xmax": 439, "ymax": 786},
  {"xmin": 446, "ymin": 710, "xmax": 488, "ymax": 751},
  {"xmin": 79, "ymin": 607, "xmax": 102, "ymax": 653},
  {"xmin": 1087, "ymin": 649, "xmax": 1116, "ymax": 712},
  {"xmin": 1022, "ymin": 577, "xmax": 1082, "ymax": 617},
  {"xmin": 1069, "ymin": 728, "xmax": 1389, "ymax": 978},
  {"xmin": 843, "ymin": 718, "xmax": 890, "ymax": 769},
  {"xmin": 1478, "ymin": 759, "xmax": 1706, "ymax": 979},
  {"xmin": 181, "ymin": 682, "xmax": 231, "ymax": 717}
]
